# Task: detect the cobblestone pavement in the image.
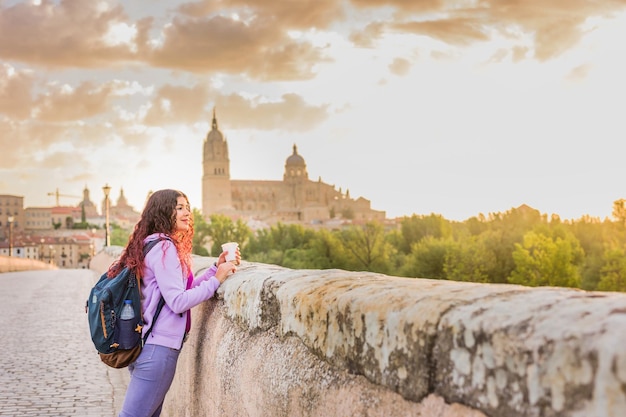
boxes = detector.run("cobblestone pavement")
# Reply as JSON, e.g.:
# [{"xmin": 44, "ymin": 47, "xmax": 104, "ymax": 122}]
[{"xmin": 0, "ymin": 269, "xmax": 129, "ymax": 417}]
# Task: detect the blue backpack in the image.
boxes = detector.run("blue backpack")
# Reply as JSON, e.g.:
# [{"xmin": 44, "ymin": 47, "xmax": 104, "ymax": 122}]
[{"xmin": 86, "ymin": 238, "xmax": 166, "ymax": 368}]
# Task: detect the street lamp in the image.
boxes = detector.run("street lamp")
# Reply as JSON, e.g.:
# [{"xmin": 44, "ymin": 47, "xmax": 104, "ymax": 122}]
[
  {"xmin": 40, "ymin": 238, "xmax": 45, "ymax": 261},
  {"xmin": 102, "ymin": 184, "xmax": 111, "ymax": 247},
  {"xmin": 7, "ymin": 215, "xmax": 14, "ymax": 257}
]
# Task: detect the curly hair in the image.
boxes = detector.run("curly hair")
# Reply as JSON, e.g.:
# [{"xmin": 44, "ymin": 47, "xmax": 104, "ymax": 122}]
[{"xmin": 107, "ymin": 189, "xmax": 194, "ymax": 279}]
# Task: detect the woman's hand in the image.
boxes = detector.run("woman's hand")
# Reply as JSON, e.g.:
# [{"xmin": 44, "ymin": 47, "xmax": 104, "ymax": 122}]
[
  {"xmin": 214, "ymin": 246, "xmax": 242, "ymax": 283},
  {"xmin": 215, "ymin": 262, "xmax": 237, "ymax": 283},
  {"xmin": 216, "ymin": 246, "xmax": 242, "ymax": 266}
]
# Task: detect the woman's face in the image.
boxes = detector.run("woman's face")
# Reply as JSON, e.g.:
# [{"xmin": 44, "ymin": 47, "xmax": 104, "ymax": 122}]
[{"xmin": 174, "ymin": 196, "xmax": 191, "ymax": 232}]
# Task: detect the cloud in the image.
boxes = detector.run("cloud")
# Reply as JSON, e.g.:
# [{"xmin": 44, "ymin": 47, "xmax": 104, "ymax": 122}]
[
  {"xmin": 0, "ymin": 0, "xmax": 135, "ymax": 67},
  {"xmin": 143, "ymin": 83, "xmax": 212, "ymax": 125},
  {"xmin": 350, "ymin": 0, "xmax": 442, "ymax": 13},
  {"xmin": 4, "ymin": 0, "xmax": 623, "ymax": 77},
  {"xmin": 214, "ymin": 93, "xmax": 330, "ymax": 131},
  {"xmin": 177, "ymin": 0, "xmax": 345, "ymax": 29},
  {"xmin": 388, "ymin": 57, "xmax": 411, "ymax": 76},
  {"xmin": 475, "ymin": 0, "xmax": 625, "ymax": 60},
  {"xmin": 40, "ymin": 150, "xmax": 91, "ymax": 171},
  {"xmin": 0, "ymin": 117, "xmax": 65, "ymax": 168},
  {"xmin": 0, "ymin": 64, "xmax": 35, "ymax": 119},
  {"xmin": 349, "ymin": 22, "xmax": 385, "ymax": 48},
  {"xmin": 33, "ymin": 81, "xmax": 115, "ymax": 122},
  {"xmin": 393, "ymin": 17, "xmax": 489, "ymax": 46},
  {"xmin": 566, "ymin": 63, "xmax": 592, "ymax": 82},
  {"xmin": 144, "ymin": 15, "xmax": 327, "ymax": 80},
  {"xmin": 349, "ymin": 0, "xmax": 626, "ymax": 61}
]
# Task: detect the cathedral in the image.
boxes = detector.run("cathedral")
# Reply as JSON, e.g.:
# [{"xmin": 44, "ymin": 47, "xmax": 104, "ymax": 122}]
[{"xmin": 201, "ymin": 111, "xmax": 386, "ymax": 226}]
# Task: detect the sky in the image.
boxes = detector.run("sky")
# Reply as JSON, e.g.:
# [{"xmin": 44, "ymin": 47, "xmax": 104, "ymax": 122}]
[{"xmin": 1, "ymin": 0, "xmax": 626, "ymax": 222}]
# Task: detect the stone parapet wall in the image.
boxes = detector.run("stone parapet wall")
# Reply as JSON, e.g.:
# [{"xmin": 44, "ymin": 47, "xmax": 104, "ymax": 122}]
[
  {"xmin": 0, "ymin": 256, "xmax": 56, "ymax": 273},
  {"xmin": 91, "ymin": 250, "xmax": 626, "ymax": 417}
]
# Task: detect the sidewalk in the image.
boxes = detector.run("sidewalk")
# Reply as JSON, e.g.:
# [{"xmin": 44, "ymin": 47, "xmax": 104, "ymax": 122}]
[{"xmin": 0, "ymin": 269, "xmax": 128, "ymax": 417}]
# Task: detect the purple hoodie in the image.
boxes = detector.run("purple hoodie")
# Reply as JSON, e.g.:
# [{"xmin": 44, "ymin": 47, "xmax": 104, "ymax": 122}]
[{"xmin": 140, "ymin": 233, "xmax": 220, "ymax": 350}]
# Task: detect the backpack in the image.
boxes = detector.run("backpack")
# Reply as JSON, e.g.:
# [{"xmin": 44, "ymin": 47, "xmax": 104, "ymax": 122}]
[{"xmin": 86, "ymin": 238, "xmax": 166, "ymax": 368}]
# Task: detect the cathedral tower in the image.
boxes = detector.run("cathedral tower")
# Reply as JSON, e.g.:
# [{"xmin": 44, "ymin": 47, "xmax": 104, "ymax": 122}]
[
  {"xmin": 202, "ymin": 109, "xmax": 232, "ymax": 217},
  {"xmin": 283, "ymin": 144, "xmax": 308, "ymax": 216}
]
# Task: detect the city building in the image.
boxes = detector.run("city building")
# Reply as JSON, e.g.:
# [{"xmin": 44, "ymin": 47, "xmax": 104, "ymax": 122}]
[
  {"xmin": 102, "ymin": 188, "xmax": 140, "ymax": 228},
  {"xmin": 2, "ymin": 186, "xmax": 134, "ymax": 267},
  {"xmin": 202, "ymin": 111, "xmax": 385, "ymax": 226}
]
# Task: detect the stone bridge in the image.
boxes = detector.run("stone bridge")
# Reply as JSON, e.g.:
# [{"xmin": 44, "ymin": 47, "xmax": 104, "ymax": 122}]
[{"xmin": 90, "ymin": 248, "xmax": 626, "ymax": 417}]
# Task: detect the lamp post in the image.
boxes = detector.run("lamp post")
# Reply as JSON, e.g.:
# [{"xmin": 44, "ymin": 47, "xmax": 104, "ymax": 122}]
[
  {"xmin": 102, "ymin": 184, "xmax": 111, "ymax": 247},
  {"xmin": 7, "ymin": 215, "xmax": 14, "ymax": 257},
  {"xmin": 40, "ymin": 238, "xmax": 45, "ymax": 261}
]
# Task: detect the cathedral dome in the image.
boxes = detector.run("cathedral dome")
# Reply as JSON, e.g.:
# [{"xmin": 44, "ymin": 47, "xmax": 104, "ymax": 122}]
[
  {"xmin": 284, "ymin": 144, "xmax": 308, "ymax": 182},
  {"xmin": 286, "ymin": 144, "xmax": 305, "ymax": 166}
]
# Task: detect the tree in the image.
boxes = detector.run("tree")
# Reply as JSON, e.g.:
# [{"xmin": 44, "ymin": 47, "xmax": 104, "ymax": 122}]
[
  {"xmin": 306, "ymin": 229, "xmax": 346, "ymax": 269},
  {"xmin": 246, "ymin": 222, "xmax": 315, "ymax": 266},
  {"xmin": 569, "ymin": 215, "xmax": 612, "ymax": 290},
  {"xmin": 597, "ymin": 246, "xmax": 626, "ymax": 292},
  {"xmin": 612, "ymin": 199, "xmax": 626, "ymax": 225},
  {"xmin": 397, "ymin": 214, "xmax": 452, "ymax": 254},
  {"xmin": 192, "ymin": 209, "xmax": 211, "ymax": 256},
  {"xmin": 110, "ymin": 224, "xmax": 131, "ymax": 247},
  {"xmin": 444, "ymin": 235, "xmax": 495, "ymax": 283},
  {"xmin": 508, "ymin": 230, "xmax": 583, "ymax": 288},
  {"xmin": 338, "ymin": 221, "xmax": 393, "ymax": 273},
  {"xmin": 205, "ymin": 214, "xmax": 252, "ymax": 256},
  {"xmin": 401, "ymin": 236, "xmax": 455, "ymax": 280}
]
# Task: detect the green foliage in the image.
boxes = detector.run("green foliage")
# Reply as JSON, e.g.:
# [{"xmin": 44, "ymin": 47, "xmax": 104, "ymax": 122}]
[
  {"xmin": 306, "ymin": 229, "xmax": 345, "ymax": 269},
  {"xmin": 338, "ymin": 221, "xmax": 394, "ymax": 273},
  {"xmin": 192, "ymin": 209, "xmax": 210, "ymax": 256},
  {"xmin": 110, "ymin": 224, "xmax": 130, "ymax": 247},
  {"xmin": 444, "ymin": 235, "xmax": 496, "ymax": 283},
  {"xmin": 199, "ymin": 202, "xmax": 626, "ymax": 292},
  {"xmin": 508, "ymin": 230, "xmax": 583, "ymax": 288},
  {"xmin": 569, "ymin": 215, "xmax": 613, "ymax": 290},
  {"xmin": 612, "ymin": 199, "xmax": 626, "ymax": 225},
  {"xmin": 205, "ymin": 214, "xmax": 252, "ymax": 256},
  {"xmin": 72, "ymin": 221, "xmax": 98, "ymax": 230},
  {"xmin": 598, "ymin": 246, "xmax": 626, "ymax": 292},
  {"xmin": 397, "ymin": 213, "xmax": 452, "ymax": 254},
  {"xmin": 246, "ymin": 223, "xmax": 316, "ymax": 265},
  {"xmin": 401, "ymin": 236, "xmax": 455, "ymax": 279}
]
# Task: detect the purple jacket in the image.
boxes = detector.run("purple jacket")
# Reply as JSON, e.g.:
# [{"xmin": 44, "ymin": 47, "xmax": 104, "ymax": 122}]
[{"xmin": 140, "ymin": 233, "xmax": 220, "ymax": 349}]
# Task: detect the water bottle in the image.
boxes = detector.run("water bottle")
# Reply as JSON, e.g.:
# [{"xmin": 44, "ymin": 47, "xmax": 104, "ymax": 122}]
[
  {"xmin": 118, "ymin": 299, "xmax": 137, "ymax": 349},
  {"xmin": 120, "ymin": 299, "xmax": 134, "ymax": 320}
]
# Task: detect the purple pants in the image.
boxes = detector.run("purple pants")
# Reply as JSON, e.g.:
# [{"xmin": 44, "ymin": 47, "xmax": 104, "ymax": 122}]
[{"xmin": 119, "ymin": 344, "xmax": 181, "ymax": 417}]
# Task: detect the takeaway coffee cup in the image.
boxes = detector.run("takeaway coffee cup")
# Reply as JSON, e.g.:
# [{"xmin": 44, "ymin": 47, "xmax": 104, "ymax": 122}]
[{"xmin": 221, "ymin": 242, "xmax": 239, "ymax": 265}]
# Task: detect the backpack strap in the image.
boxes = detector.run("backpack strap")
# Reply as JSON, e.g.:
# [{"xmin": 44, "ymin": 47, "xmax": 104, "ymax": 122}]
[
  {"xmin": 142, "ymin": 296, "xmax": 165, "ymax": 346},
  {"xmin": 142, "ymin": 237, "xmax": 166, "ymax": 256},
  {"xmin": 140, "ymin": 236, "xmax": 171, "ymax": 347}
]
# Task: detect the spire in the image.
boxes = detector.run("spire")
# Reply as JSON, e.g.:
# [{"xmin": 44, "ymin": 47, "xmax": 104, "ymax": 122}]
[{"xmin": 212, "ymin": 107, "xmax": 218, "ymax": 130}]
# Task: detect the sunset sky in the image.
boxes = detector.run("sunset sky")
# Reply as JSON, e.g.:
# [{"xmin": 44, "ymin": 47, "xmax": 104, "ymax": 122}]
[{"xmin": 1, "ymin": 0, "xmax": 625, "ymax": 221}]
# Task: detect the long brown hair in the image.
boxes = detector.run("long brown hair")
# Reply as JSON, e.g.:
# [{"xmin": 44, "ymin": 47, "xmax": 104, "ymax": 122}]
[{"xmin": 107, "ymin": 189, "xmax": 194, "ymax": 279}]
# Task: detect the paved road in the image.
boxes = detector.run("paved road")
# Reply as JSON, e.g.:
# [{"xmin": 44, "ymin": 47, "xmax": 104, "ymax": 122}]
[{"xmin": 0, "ymin": 269, "xmax": 129, "ymax": 417}]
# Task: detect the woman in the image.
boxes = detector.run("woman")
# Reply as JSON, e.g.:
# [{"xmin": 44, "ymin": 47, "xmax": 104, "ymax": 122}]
[{"xmin": 108, "ymin": 189, "xmax": 239, "ymax": 417}]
